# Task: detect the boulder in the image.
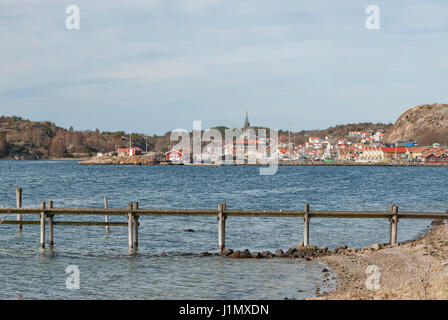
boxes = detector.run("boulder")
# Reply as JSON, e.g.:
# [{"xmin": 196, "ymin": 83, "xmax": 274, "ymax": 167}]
[
  {"xmin": 286, "ymin": 247, "xmax": 297, "ymax": 257},
  {"xmin": 274, "ymin": 249, "xmax": 285, "ymax": 257},
  {"xmin": 318, "ymin": 246, "xmax": 328, "ymax": 254},
  {"xmin": 222, "ymin": 248, "xmax": 233, "ymax": 256},
  {"xmin": 372, "ymin": 243, "xmax": 381, "ymax": 251},
  {"xmin": 198, "ymin": 252, "xmax": 212, "ymax": 257},
  {"xmin": 261, "ymin": 251, "xmax": 274, "ymax": 258},
  {"xmin": 294, "ymin": 247, "xmax": 317, "ymax": 259},
  {"xmin": 228, "ymin": 250, "xmax": 243, "ymax": 258}
]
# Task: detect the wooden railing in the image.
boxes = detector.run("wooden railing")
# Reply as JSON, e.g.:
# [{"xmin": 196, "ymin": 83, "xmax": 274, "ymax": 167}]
[{"xmin": 0, "ymin": 188, "xmax": 446, "ymax": 251}]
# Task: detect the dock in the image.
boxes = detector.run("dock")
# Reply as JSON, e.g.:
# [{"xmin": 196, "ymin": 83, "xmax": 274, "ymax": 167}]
[{"xmin": 1, "ymin": 188, "xmax": 447, "ymax": 251}]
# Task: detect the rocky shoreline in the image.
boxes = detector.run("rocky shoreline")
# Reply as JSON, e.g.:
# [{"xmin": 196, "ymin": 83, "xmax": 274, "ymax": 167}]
[
  {"xmin": 77, "ymin": 156, "xmax": 448, "ymax": 167},
  {"xmin": 183, "ymin": 220, "xmax": 448, "ymax": 300}
]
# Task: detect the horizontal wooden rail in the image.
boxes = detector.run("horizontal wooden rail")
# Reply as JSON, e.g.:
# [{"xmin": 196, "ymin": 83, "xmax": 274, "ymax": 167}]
[
  {"xmin": 1, "ymin": 221, "xmax": 128, "ymax": 226},
  {"xmin": 0, "ymin": 207, "xmax": 446, "ymax": 219},
  {"xmin": 1, "ymin": 188, "xmax": 447, "ymax": 251}
]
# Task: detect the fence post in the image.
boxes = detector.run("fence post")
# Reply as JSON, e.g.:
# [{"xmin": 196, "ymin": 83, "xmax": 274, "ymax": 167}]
[
  {"xmin": 128, "ymin": 203, "xmax": 134, "ymax": 249},
  {"xmin": 304, "ymin": 203, "xmax": 310, "ymax": 246},
  {"xmin": 40, "ymin": 202, "xmax": 46, "ymax": 249},
  {"xmin": 16, "ymin": 188, "xmax": 22, "ymax": 230},
  {"xmin": 48, "ymin": 200, "xmax": 54, "ymax": 247},
  {"xmin": 218, "ymin": 202, "xmax": 226, "ymax": 253},
  {"xmin": 104, "ymin": 197, "xmax": 109, "ymax": 232},
  {"xmin": 389, "ymin": 204, "xmax": 395, "ymax": 243},
  {"xmin": 133, "ymin": 202, "xmax": 139, "ymax": 248},
  {"xmin": 390, "ymin": 206, "xmax": 399, "ymax": 245}
]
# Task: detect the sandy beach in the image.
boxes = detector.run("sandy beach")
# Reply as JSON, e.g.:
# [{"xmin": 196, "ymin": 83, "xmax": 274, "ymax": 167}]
[{"xmin": 312, "ymin": 221, "xmax": 448, "ymax": 300}]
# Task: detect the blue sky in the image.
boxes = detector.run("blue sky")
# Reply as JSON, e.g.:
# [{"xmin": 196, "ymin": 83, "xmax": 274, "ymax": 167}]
[{"xmin": 0, "ymin": 0, "xmax": 447, "ymax": 134}]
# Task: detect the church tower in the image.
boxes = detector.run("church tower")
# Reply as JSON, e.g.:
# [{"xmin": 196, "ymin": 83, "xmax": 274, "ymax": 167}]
[{"xmin": 243, "ymin": 111, "xmax": 250, "ymax": 130}]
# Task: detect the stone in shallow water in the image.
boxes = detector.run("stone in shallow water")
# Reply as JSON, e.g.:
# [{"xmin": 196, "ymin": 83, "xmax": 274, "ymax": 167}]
[{"xmin": 274, "ymin": 249, "xmax": 285, "ymax": 257}]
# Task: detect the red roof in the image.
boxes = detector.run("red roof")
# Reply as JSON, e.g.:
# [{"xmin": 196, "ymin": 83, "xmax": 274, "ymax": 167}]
[{"xmin": 381, "ymin": 147, "xmax": 408, "ymax": 153}]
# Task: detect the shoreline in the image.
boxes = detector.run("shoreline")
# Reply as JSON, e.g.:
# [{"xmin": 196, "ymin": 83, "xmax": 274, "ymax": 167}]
[
  {"xmin": 310, "ymin": 221, "xmax": 448, "ymax": 299},
  {"xmin": 0, "ymin": 157, "xmax": 447, "ymax": 167}
]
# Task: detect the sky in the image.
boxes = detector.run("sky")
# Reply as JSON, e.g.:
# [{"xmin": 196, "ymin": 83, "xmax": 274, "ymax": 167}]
[{"xmin": 0, "ymin": 0, "xmax": 447, "ymax": 135}]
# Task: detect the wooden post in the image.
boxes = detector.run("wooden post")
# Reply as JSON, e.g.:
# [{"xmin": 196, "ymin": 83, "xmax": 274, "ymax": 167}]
[
  {"xmin": 304, "ymin": 203, "xmax": 310, "ymax": 246},
  {"xmin": 390, "ymin": 206, "xmax": 399, "ymax": 246},
  {"xmin": 133, "ymin": 202, "xmax": 139, "ymax": 248},
  {"xmin": 389, "ymin": 204, "xmax": 395, "ymax": 243},
  {"xmin": 16, "ymin": 188, "xmax": 22, "ymax": 230},
  {"xmin": 48, "ymin": 201, "xmax": 54, "ymax": 247},
  {"xmin": 128, "ymin": 203, "xmax": 134, "ymax": 249},
  {"xmin": 40, "ymin": 202, "xmax": 46, "ymax": 249},
  {"xmin": 218, "ymin": 202, "xmax": 226, "ymax": 253},
  {"xmin": 104, "ymin": 197, "xmax": 109, "ymax": 232}
]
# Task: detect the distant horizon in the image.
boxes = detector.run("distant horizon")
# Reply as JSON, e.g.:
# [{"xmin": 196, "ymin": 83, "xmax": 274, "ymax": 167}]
[{"xmin": 1, "ymin": 113, "xmax": 394, "ymax": 136}]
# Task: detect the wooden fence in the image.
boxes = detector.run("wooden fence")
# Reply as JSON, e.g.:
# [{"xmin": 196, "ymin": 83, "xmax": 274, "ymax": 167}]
[{"xmin": 0, "ymin": 188, "xmax": 446, "ymax": 251}]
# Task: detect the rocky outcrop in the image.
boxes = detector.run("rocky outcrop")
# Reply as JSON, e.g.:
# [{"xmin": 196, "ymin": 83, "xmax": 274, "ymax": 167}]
[
  {"xmin": 385, "ymin": 104, "xmax": 448, "ymax": 145},
  {"xmin": 78, "ymin": 155, "xmax": 160, "ymax": 165}
]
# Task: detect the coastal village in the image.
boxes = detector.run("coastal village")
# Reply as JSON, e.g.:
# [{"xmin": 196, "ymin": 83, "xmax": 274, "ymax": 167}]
[{"xmin": 87, "ymin": 112, "xmax": 448, "ymax": 166}]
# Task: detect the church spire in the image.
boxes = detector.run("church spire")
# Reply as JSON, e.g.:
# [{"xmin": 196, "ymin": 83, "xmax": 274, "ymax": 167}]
[{"xmin": 243, "ymin": 111, "xmax": 250, "ymax": 130}]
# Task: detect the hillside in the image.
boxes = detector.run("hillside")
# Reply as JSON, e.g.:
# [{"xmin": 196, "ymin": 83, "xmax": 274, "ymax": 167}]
[
  {"xmin": 385, "ymin": 104, "xmax": 448, "ymax": 145},
  {"xmin": 0, "ymin": 116, "xmax": 170, "ymax": 159}
]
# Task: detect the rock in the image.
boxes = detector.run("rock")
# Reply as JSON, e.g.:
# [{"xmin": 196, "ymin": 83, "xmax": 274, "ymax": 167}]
[
  {"xmin": 228, "ymin": 250, "xmax": 243, "ymax": 258},
  {"xmin": 274, "ymin": 249, "xmax": 285, "ymax": 257},
  {"xmin": 294, "ymin": 247, "xmax": 317, "ymax": 259},
  {"xmin": 286, "ymin": 247, "xmax": 297, "ymax": 257},
  {"xmin": 335, "ymin": 245, "xmax": 347, "ymax": 251},
  {"xmin": 184, "ymin": 229, "xmax": 195, "ymax": 232},
  {"xmin": 241, "ymin": 249, "xmax": 251, "ymax": 258},
  {"xmin": 198, "ymin": 252, "xmax": 212, "ymax": 257},
  {"xmin": 319, "ymin": 246, "xmax": 328, "ymax": 252},
  {"xmin": 252, "ymin": 252, "xmax": 262, "ymax": 259},
  {"xmin": 322, "ymin": 268, "xmax": 330, "ymax": 273},
  {"xmin": 261, "ymin": 251, "xmax": 274, "ymax": 258},
  {"xmin": 305, "ymin": 245, "xmax": 318, "ymax": 251},
  {"xmin": 297, "ymin": 241, "xmax": 305, "ymax": 250},
  {"xmin": 222, "ymin": 248, "xmax": 233, "ymax": 256},
  {"xmin": 372, "ymin": 243, "xmax": 381, "ymax": 251},
  {"xmin": 384, "ymin": 104, "xmax": 448, "ymax": 145}
]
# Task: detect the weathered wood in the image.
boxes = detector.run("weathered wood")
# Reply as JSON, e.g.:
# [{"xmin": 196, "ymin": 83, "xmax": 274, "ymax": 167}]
[
  {"xmin": 16, "ymin": 188, "xmax": 22, "ymax": 230},
  {"xmin": 104, "ymin": 197, "xmax": 109, "ymax": 232},
  {"xmin": 304, "ymin": 203, "xmax": 310, "ymax": 246},
  {"xmin": 128, "ymin": 203, "xmax": 133, "ymax": 249},
  {"xmin": 1, "ymin": 221, "xmax": 128, "ymax": 226},
  {"xmin": 1, "ymin": 206, "xmax": 446, "ymax": 219},
  {"xmin": 133, "ymin": 202, "xmax": 139, "ymax": 248},
  {"xmin": 390, "ymin": 206, "xmax": 399, "ymax": 245},
  {"xmin": 40, "ymin": 202, "xmax": 46, "ymax": 249},
  {"xmin": 389, "ymin": 204, "xmax": 395, "ymax": 243},
  {"xmin": 218, "ymin": 202, "xmax": 226, "ymax": 253},
  {"xmin": 48, "ymin": 201, "xmax": 54, "ymax": 246}
]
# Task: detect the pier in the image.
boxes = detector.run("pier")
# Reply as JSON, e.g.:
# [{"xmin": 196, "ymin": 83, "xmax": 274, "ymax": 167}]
[{"xmin": 0, "ymin": 188, "xmax": 446, "ymax": 251}]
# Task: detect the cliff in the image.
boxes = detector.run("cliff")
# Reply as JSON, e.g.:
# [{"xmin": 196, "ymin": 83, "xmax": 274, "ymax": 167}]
[{"xmin": 385, "ymin": 104, "xmax": 448, "ymax": 145}]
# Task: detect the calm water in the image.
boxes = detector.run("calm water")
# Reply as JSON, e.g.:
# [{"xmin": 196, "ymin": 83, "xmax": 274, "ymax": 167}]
[{"xmin": 0, "ymin": 161, "xmax": 446, "ymax": 299}]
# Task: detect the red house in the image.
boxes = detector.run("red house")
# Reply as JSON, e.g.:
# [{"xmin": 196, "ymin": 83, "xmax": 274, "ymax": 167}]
[
  {"xmin": 164, "ymin": 149, "xmax": 192, "ymax": 163},
  {"xmin": 422, "ymin": 150, "xmax": 448, "ymax": 164}
]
